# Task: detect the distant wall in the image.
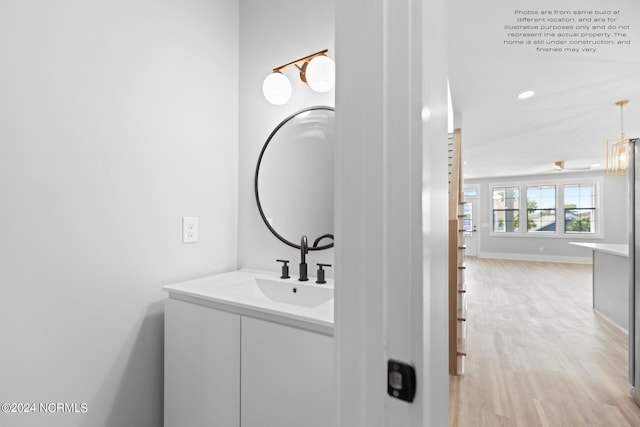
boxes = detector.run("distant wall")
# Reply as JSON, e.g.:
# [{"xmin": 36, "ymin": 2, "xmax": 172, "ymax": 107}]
[{"xmin": 465, "ymin": 171, "xmax": 628, "ymax": 263}]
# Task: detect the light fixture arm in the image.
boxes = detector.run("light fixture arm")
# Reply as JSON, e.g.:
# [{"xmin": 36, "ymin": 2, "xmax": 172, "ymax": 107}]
[{"xmin": 271, "ymin": 49, "xmax": 330, "ymax": 73}]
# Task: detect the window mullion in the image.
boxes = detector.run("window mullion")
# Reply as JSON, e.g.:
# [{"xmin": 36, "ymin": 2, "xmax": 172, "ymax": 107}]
[{"xmin": 558, "ymin": 184, "xmax": 565, "ymax": 234}]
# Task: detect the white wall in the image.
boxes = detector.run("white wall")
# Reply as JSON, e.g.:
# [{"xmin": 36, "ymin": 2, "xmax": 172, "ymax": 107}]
[
  {"xmin": 0, "ymin": 1, "xmax": 238, "ymax": 426},
  {"xmin": 238, "ymin": 0, "xmax": 335, "ymax": 277},
  {"xmin": 465, "ymin": 171, "xmax": 628, "ymax": 262}
]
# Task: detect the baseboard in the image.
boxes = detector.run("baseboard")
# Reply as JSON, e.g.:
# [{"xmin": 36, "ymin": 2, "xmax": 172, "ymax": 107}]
[
  {"xmin": 593, "ymin": 309, "xmax": 629, "ymax": 334},
  {"xmin": 477, "ymin": 251, "xmax": 592, "ymax": 265}
]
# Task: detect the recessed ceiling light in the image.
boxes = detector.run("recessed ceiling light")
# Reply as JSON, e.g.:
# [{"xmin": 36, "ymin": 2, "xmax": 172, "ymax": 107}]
[{"xmin": 518, "ymin": 90, "xmax": 535, "ymax": 99}]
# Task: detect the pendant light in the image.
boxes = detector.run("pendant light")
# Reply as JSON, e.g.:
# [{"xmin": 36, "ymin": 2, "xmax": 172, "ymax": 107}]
[{"xmin": 606, "ymin": 100, "xmax": 630, "ymax": 175}]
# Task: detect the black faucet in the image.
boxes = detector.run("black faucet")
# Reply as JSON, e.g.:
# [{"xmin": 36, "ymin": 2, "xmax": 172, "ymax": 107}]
[
  {"xmin": 299, "ymin": 235, "xmax": 309, "ymax": 281},
  {"xmin": 312, "ymin": 233, "xmax": 334, "ymax": 248}
]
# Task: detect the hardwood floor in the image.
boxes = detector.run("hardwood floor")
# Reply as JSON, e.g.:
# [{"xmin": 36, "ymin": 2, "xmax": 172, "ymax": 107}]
[{"xmin": 449, "ymin": 257, "xmax": 640, "ymax": 427}]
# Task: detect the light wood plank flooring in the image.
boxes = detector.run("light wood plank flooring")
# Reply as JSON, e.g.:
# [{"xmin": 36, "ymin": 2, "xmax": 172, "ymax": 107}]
[{"xmin": 449, "ymin": 258, "xmax": 640, "ymax": 427}]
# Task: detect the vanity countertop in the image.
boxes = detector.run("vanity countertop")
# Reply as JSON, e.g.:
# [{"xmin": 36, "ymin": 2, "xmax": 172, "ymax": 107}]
[
  {"xmin": 164, "ymin": 269, "xmax": 334, "ymax": 336},
  {"xmin": 568, "ymin": 242, "xmax": 629, "ymax": 257}
]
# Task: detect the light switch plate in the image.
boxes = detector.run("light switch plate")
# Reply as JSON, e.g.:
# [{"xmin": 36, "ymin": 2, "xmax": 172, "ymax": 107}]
[{"xmin": 183, "ymin": 217, "xmax": 198, "ymax": 243}]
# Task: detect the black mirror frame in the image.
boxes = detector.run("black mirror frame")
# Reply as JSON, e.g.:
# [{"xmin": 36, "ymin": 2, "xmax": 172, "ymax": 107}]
[{"xmin": 254, "ymin": 105, "xmax": 335, "ymax": 251}]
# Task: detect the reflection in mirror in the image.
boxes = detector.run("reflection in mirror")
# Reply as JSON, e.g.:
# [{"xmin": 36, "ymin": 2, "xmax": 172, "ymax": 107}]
[{"xmin": 255, "ymin": 106, "xmax": 334, "ymax": 250}]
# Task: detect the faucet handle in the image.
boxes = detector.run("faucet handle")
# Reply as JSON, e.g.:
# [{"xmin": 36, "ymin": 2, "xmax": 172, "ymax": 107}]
[
  {"xmin": 276, "ymin": 259, "xmax": 290, "ymax": 279},
  {"xmin": 316, "ymin": 263, "xmax": 332, "ymax": 284}
]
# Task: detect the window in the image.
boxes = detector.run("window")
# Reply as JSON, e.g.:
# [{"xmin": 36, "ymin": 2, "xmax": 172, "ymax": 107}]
[
  {"xmin": 527, "ymin": 185, "xmax": 556, "ymax": 232},
  {"xmin": 564, "ymin": 184, "xmax": 596, "ymax": 234},
  {"xmin": 489, "ymin": 179, "xmax": 601, "ymax": 238},
  {"xmin": 463, "ymin": 188, "xmax": 478, "ymax": 198},
  {"xmin": 492, "ymin": 186, "xmax": 519, "ymax": 233}
]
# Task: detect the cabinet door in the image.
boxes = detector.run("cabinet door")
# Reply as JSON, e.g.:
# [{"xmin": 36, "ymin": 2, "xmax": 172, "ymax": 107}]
[
  {"xmin": 241, "ymin": 317, "xmax": 334, "ymax": 427},
  {"xmin": 164, "ymin": 298, "xmax": 240, "ymax": 427}
]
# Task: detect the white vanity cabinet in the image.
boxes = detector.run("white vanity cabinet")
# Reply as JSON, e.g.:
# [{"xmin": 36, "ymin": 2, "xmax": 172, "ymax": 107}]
[
  {"xmin": 164, "ymin": 298, "xmax": 241, "ymax": 427},
  {"xmin": 240, "ymin": 317, "xmax": 334, "ymax": 427},
  {"xmin": 164, "ymin": 295, "xmax": 334, "ymax": 427}
]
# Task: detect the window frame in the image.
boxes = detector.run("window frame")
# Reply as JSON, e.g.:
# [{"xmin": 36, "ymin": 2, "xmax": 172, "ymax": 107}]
[
  {"xmin": 564, "ymin": 183, "xmax": 598, "ymax": 235},
  {"xmin": 488, "ymin": 176, "xmax": 603, "ymax": 239},
  {"xmin": 491, "ymin": 186, "xmax": 520, "ymax": 234}
]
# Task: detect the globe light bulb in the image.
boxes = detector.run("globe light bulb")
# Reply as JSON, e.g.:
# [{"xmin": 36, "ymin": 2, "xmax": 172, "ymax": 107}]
[
  {"xmin": 305, "ymin": 55, "xmax": 335, "ymax": 93},
  {"xmin": 262, "ymin": 72, "xmax": 292, "ymax": 105}
]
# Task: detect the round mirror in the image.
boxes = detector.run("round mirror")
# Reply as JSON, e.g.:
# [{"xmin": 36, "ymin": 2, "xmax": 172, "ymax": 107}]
[{"xmin": 255, "ymin": 106, "xmax": 334, "ymax": 250}]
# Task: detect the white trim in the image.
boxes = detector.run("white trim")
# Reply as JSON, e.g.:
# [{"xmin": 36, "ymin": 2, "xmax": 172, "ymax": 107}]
[
  {"xmin": 335, "ymin": 0, "xmax": 448, "ymax": 425},
  {"xmin": 488, "ymin": 175, "xmax": 604, "ymax": 188},
  {"xmin": 485, "ymin": 232, "xmax": 604, "ymax": 240},
  {"xmin": 421, "ymin": 0, "xmax": 449, "ymax": 423},
  {"xmin": 594, "ymin": 309, "xmax": 630, "ymax": 335},
  {"xmin": 478, "ymin": 251, "xmax": 592, "ymax": 265}
]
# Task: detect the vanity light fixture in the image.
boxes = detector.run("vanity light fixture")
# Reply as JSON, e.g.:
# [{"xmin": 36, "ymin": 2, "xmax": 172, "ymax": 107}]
[
  {"xmin": 262, "ymin": 49, "xmax": 335, "ymax": 105},
  {"xmin": 606, "ymin": 99, "xmax": 630, "ymax": 175}
]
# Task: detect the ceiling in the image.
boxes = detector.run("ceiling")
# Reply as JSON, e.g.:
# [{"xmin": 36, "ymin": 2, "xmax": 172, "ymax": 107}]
[{"xmin": 448, "ymin": 0, "xmax": 640, "ymax": 179}]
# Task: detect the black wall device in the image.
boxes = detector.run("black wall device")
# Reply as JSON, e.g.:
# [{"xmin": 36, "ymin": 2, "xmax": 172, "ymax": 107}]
[{"xmin": 387, "ymin": 359, "xmax": 417, "ymax": 403}]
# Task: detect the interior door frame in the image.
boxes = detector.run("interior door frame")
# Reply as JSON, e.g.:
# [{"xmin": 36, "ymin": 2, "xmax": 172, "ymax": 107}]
[{"xmin": 334, "ymin": 0, "xmax": 449, "ymax": 425}]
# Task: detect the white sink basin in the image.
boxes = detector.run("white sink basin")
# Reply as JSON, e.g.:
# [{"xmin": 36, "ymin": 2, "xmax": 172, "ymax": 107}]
[
  {"xmin": 163, "ymin": 270, "xmax": 334, "ymax": 335},
  {"xmin": 255, "ymin": 278, "xmax": 333, "ymax": 308},
  {"xmin": 221, "ymin": 277, "xmax": 333, "ymax": 308}
]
